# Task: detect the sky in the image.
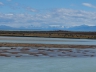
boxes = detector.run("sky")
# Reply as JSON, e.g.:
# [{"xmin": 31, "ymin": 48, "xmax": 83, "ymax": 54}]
[{"xmin": 0, "ymin": 0, "xmax": 96, "ymax": 28}]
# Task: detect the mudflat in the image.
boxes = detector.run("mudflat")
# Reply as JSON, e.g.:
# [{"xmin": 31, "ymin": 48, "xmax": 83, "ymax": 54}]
[
  {"xmin": 0, "ymin": 46, "xmax": 96, "ymax": 58},
  {"xmin": 0, "ymin": 43, "xmax": 96, "ymax": 57},
  {"xmin": 0, "ymin": 43, "xmax": 96, "ymax": 48}
]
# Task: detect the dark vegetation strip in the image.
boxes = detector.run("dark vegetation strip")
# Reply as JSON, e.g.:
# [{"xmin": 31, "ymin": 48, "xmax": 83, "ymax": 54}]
[{"xmin": 0, "ymin": 30, "xmax": 96, "ymax": 39}]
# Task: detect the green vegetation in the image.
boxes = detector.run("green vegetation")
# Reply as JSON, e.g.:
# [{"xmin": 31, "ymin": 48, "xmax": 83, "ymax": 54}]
[{"xmin": 0, "ymin": 31, "xmax": 96, "ymax": 39}]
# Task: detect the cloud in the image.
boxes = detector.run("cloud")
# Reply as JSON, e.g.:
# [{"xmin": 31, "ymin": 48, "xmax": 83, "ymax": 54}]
[
  {"xmin": 26, "ymin": 7, "xmax": 38, "ymax": 12},
  {"xmin": 82, "ymin": 3, "xmax": 96, "ymax": 8},
  {"xmin": 0, "ymin": 2, "xmax": 4, "ymax": 6},
  {"xmin": 0, "ymin": 8, "xmax": 96, "ymax": 27}
]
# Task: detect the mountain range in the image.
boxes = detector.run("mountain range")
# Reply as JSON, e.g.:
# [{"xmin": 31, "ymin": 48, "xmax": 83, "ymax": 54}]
[{"xmin": 0, "ymin": 25, "xmax": 96, "ymax": 31}]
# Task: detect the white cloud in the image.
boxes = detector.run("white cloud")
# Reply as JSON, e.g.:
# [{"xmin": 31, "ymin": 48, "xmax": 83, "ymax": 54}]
[
  {"xmin": 82, "ymin": 3, "xmax": 96, "ymax": 8},
  {"xmin": 0, "ymin": 2, "xmax": 4, "ymax": 5},
  {"xmin": 26, "ymin": 7, "xmax": 38, "ymax": 12},
  {"xmin": 0, "ymin": 8, "xmax": 96, "ymax": 27}
]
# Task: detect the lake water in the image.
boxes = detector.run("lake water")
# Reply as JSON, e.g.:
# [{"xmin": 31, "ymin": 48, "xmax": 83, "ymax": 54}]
[
  {"xmin": 0, "ymin": 36, "xmax": 96, "ymax": 72},
  {"xmin": 0, "ymin": 57, "xmax": 96, "ymax": 72},
  {"xmin": 0, "ymin": 36, "xmax": 96, "ymax": 45}
]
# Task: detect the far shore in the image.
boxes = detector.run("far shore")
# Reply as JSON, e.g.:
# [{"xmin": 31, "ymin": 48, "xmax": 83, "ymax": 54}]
[
  {"xmin": 0, "ymin": 30, "xmax": 96, "ymax": 39},
  {"xmin": 0, "ymin": 43, "xmax": 96, "ymax": 48}
]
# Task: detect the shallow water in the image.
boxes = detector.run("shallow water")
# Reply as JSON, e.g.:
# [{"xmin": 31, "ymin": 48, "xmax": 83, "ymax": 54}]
[
  {"xmin": 0, "ymin": 57, "xmax": 96, "ymax": 72},
  {"xmin": 0, "ymin": 47, "xmax": 96, "ymax": 57},
  {"xmin": 0, "ymin": 36, "xmax": 96, "ymax": 72},
  {"xmin": 0, "ymin": 36, "xmax": 96, "ymax": 45}
]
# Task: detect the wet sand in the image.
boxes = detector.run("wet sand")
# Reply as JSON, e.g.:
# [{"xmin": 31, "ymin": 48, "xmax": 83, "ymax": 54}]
[
  {"xmin": 0, "ymin": 47, "xmax": 96, "ymax": 58},
  {"xmin": 0, "ymin": 43, "xmax": 96, "ymax": 48},
  {"xmin": 0, "ymin": 43, "xmax": 96, "ymax": 58}
]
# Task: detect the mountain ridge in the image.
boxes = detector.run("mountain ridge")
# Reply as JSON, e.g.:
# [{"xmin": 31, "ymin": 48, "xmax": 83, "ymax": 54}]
[{"xmin": 0, "ymin": 25, "xmax": 96, "ymax": 31}]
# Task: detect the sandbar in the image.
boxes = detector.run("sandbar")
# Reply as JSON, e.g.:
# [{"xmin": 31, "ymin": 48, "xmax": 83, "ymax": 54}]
[{"xmin": 0, "ymin": 43, "xmax": 96, "ymax": 48}]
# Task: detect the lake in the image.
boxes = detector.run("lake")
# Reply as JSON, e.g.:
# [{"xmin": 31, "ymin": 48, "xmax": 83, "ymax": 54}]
[
  {"xmin": 0, "ymin": 36, "xmax": 96, "ymax": 72},
  {"xmin": 0, "ymin": 57, "xmax": 96, "ymax": 72},
  {"xmin": 0, "ymin": 36, "xmax": 96, "ymax": 45}
]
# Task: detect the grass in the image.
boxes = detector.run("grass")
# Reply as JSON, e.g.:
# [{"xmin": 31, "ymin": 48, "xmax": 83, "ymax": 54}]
[{"xmin": 0, "ymin": 30, "xmax": 96, "ymax": 39}]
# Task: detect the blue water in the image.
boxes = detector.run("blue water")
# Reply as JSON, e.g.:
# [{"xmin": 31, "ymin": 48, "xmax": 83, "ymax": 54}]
[
  {"xmin": 0, "ymin": 36, "xmax": 96, "ymax": 45},
  {"xmin": 0, "ymin": 57, "xmax": 96, "ymax": 72},
  {"xmin": 0, "ymin": 36, "xmax": 96, "ymax": 72}
]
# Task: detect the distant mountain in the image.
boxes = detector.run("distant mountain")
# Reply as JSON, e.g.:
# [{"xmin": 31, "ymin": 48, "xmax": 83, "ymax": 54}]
[
  {"xmin": 38, "ymin": 25, "xmax": 96, "ymax": 31},
  {"xmin": 0, "ymin": 25, "xmax": 16, "ymax": 30},
  {"xmin": 0, "ymin": 25, "xmax": 43, "ymax": 31},
  {"xmin": 0, "ymin": 25, "xmax": 96, "ymax": 31},
  {"xmin": 67, "ymin": 25, "xmax": 96, "ymax": 31}
]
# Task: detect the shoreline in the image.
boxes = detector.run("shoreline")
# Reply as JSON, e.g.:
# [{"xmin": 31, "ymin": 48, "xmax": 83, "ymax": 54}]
[
  {"xmin": 0, "ymin": 46, "xmax": 96, "ymax": 58},
  {"xmin": 0, "ymin": 43, "xmax": 96, "ymax": 48},
  {"xmin": 0, "ymin": 30, "xmax": 96, "ymax": 39},
  {"xmin": 0, "ymin": 43, "xmax": 96, "ymax": 57}
]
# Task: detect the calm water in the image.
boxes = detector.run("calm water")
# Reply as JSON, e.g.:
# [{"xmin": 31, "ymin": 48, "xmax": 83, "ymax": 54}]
[
  {"xmin": 0, "ymin": 57, "xmax": 96, "ymax": 72},
  {"xmin": 0, "ymin": 36, "xmax": 96, "ymax": 45},
  {"xmin": 0, "ymin": 36, "xmax": 96, "ymax": 72}
]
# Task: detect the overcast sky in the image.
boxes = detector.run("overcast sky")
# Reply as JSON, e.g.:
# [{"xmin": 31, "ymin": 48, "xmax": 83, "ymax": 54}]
[{"xmin": 0, "ymin": 0, "xmax": 96, "ymax": 28}]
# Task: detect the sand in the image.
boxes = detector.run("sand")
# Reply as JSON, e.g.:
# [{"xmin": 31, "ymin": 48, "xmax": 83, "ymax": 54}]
[
  {"xmin": 0, "ymin": 47, "xmax": 96, "ymax": 58},
  {"xmin": 0, "ymin": 43, "xmax": 96, "ymax": 57},
  {"xmin": 0, "ymin": 43, "xmax": 96, "ymax": 48}
]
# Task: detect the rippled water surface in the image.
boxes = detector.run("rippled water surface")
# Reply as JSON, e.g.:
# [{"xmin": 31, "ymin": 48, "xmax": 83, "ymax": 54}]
[
  {"xmin": 0, "ymin": 57, "xmax": 96, "ymax": 72},
  {"xmin": 0, "ymin": 36, "xmax": 96, "ymax": 45}
]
